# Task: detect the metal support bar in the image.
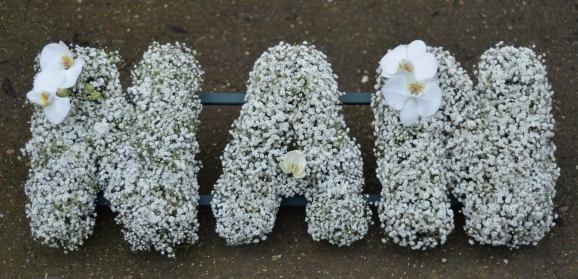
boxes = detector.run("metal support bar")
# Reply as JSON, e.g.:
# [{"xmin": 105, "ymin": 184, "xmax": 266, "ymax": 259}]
[
  {"xmin": 196, "ymin": 92, "xmax": 372, "ymax": 105},
  {"xmin": 95, "ymin": 92, "xmax": 463, "ymax": 208},
  {"xmin": 96, "ymin": 194, "xmax": 462, "ymax": 207}
]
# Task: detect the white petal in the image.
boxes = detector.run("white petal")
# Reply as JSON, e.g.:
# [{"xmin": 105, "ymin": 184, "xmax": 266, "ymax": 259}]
[
  {"xmin": 379, "ymin": 45, "xmax": 407, "ymax": 77},
  {"xmin": 61, "ymin": 58, "xmax": 85, "ymax": 88},
  {"xmin": 285, "ymin": 150, "xmax": 304, "ymax": 162},
  {"xmin": 416, "ymin": 82, "xmax": 442, "ymax": 117},
  {"xmin": 43, "ymin": 97, "xmax": 71, "ymax": 124},
  {"xmin": 297, "ymin": 155, "xmax": 307, "ymax": 169},
  {"xmin": 400, "ymin": 98, "xmax": 419, "ymax": 126},
  {"xmin": 412, "ymin": 52, "xmax": 438, "ymax": 80},
  {"xmin": 382, "ymin": 76, "xmax": 411, "ymax": 111},
  {"xmin": 34, "ymin": 70, "xmax": 67, "ymax": 93},
  {"xmin": 406, "ymin": 40, "xmax": 427, "ymax": 61},
  {"xmin": 279, "ymin": 161, "xmax": 291, "ymax": 174},
  {"xmin": 40, "ymin": 42, "xmax": 71, "ymax": 70},
  {"xmin": 26, "ymin": 90, "xmax": 44, "ymax": 106}
]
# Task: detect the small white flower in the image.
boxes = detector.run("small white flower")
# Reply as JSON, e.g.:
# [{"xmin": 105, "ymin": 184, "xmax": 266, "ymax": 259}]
[
  {"xmin": 40, "ymin": 41, "xmax": 85, "ymax": 88},
  {"xmin": 379, "ymin": 40, "xmax": 437, "ymax": 80},
  {"xmin": 279, "ymin": 150, "xmax": 307, "ymax": 178},
  {"xmin": 27, "ymin": 70, "xmax": 71, "ymax": 124},
  {"xmin": 382, "ymin": 70, "xmax": 441, "ymax": 126}
]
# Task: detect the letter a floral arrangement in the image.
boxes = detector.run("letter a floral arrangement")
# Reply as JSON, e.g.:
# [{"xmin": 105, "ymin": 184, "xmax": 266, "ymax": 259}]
[{"xmin": 22, "ymin": 39, "xmax": 558, "ymax": 257}]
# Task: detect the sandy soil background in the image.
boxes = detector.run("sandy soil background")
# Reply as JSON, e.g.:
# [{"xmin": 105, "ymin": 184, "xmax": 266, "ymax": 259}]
[{"xmin": 1, "ymin": 0, "xmax": 577, "ymax": 278}]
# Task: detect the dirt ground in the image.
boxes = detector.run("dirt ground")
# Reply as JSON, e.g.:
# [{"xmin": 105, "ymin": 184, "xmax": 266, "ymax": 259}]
[{"xmin": 1, "ymin": 0, "xmax": 577, "ymax": 278}]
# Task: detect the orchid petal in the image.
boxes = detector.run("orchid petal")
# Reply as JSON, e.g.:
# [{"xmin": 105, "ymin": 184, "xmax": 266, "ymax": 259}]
[
  {"xmin": 285, "ymin": 150, "xmax": 303, "ymax": 162},
  {"xmin": 406, "ymin": 40, "xmax": 427, "ymax": 61},
  {"xmin": 40, "ymin": 42, "xmax": 71, "ymax": 70},
  {"xmin": 412, "ymin": 52, "xmax": 438, "ymax": 80},
  {"xmin": 395, "ymin": 68, "xmax": 417, "ymax": 83},
  {"xmin": 399, "ymin": 98, "xmax": 419, "ymax": 126},
  {"xmin": 382, "ymin": 76, "xmax": 411, "ymax": 111},
  {"xmin": 416, "ymin": 82, "xmax": 442, "ymax": 117},
  {"xmin": 279, "ymin": 161, "xmax": 291, "ymax": 173},
  {"xmin": 379, "ymin": 45, "xmax": 407, "ymax": 77},
  {"xmin": 34, "ymin": 70, "xmax": 67, "ymax": 93},
  {"xmin": 26, "ymin": 90, "xmax": 44, "ymax": 106},
  {"xmin": 61, "ymin": 58, "xmax": 85, "ymax": 88},
  {"xmin": 43, "ymin": 97, "xmax": 71, "ymax": 124}
]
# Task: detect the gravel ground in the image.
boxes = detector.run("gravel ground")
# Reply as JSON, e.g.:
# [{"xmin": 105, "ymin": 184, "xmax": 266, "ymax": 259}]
[{"xmin": 1, "ymin": 0, "xmax": 577, "ymax": 277}]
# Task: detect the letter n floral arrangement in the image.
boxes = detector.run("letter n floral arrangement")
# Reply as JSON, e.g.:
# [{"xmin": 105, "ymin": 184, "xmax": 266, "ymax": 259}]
[
  {"xmin": 372, "ymin": 40, "xmax": 559, "ymax": 249},
  {"xmin": 23, "ymin": 41, "xmax": 203, "ymax": 257},
  {"xmin": 211, "ymin": 42, "xmax": 372, "ymax": 246}
]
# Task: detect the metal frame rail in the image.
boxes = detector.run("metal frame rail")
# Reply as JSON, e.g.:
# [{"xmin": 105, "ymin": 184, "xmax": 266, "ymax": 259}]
[{"xmin": 96, "ymin": 92, "xmax": 461, "ymax": 207}]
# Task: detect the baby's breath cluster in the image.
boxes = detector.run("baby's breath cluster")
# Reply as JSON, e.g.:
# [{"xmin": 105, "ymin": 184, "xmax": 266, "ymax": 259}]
[
  {"xmin": 103, "ymin": 42, "xmax": 203, "ymax": 257},
  {"xmin": 24, "ymin": 46, "xmax": 125, "ymax": 251},
  {"xmin": 372, "ymin": 47, "xmax": 472, "ymax": 249},
  {"xmin": 212, "ymin": 42, "xmax": 371, "ymax": 246},
  {"xmin": 450, "ymin": 43, "xmax": 559, "ymax": 248}
]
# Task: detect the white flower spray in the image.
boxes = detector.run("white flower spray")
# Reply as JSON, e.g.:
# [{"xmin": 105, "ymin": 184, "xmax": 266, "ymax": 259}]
[
  {"xmin": 103, "ymin": 42, "xmax": 203, "ymax": 258},
  {"xmin": 373, "ymin": 43, "xmax": 464, "ymax": 249},
  {"xmin": 449, "ymin": 43, "xmax": 559, "ymax": 248},
  {"xmin": 212, "ymin": 42, "xmax": 371, "ymax": 246},
  {"xmin": 24, "ymin": 44, "xmax": 125, "ymax": 252}
]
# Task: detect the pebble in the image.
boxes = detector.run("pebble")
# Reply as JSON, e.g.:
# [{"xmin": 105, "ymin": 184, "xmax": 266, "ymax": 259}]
[
  {"xmin": 5, "ymin": 149, "xmax": 14, "ymax": 155},
  {"xmin": 559, "ymin": 206, "xmax": 569, "ymax": 213},
  {"xmin": 6, "ymin": 193, "xmax": 12, "ymax": 198},
  {"xmin": 441, "ymin": 258, "xmax": 447, "ymax": 263},
  {"xmin": 361, "ymin": 75, "xmax": 369, "ymax": 83}
]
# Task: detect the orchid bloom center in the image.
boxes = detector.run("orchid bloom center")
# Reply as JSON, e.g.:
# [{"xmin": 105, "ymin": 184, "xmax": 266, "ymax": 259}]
[
  {"xmin": 279, "ymin": 150, "xmax": 307, "ymax": 178},
  {"xmin": 40, "ymin": 91, "xmax": 54, "ymax": 107},
  {"xmin": 288, "ymin": 161, "xmax": 302, "ymax": 173},
  {"xmin": 61, "ymin": 55, "xmax": 74, "ymax": 69},
  {"xmin": 398, "ymin": 59, "xmax": 413, "ymax": 72},
  {"xmin": 408, "ymin": 82, "xmax": 424, "ymax": 97}
]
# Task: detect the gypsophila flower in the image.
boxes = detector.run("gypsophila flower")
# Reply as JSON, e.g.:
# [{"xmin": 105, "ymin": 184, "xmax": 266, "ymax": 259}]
[
  {"xmin": 379, "ymin": 40, "xmax": 437, "ymax": 80},
  {"xmin": 212, "ymin": 42, "xmax": 371, "ymax": 246},
  {"xmin": 23, "ymin": 44, "xmax": 124, "ymax": 252},
  {"xmin": 381, "ymin": 70, "xmax": 441, "ymax": 126},
  {"xmin": 103, "ymin": 42, "xmax": 203, "ymax": 258},
  {"xmin": 372, "ymin": 45, "xmax": 467, "ymax": 249},
  {"xmin": 26, "ymin": 70, "xmax": 71, "ymax": 124},
  {"xmin": 40, "ymin": 41, "xmax": 85, "ymax": 88},
  {"xmin": 279, "ymin": 150, "xmax": 307, "ymax": 178},
  {"xmin": 448, "ymin": 43, "xmax": 559, "ymax": 248}
]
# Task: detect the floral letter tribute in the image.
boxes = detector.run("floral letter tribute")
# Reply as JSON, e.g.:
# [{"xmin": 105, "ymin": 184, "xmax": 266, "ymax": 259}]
[
  {"xmin": 24, "ymin": 43, "xmax": 125, "ymax": 252},
  {"xmin": 211, "ymin": 42, "xmax": 372, "ymax": 246},
  {"xmin": 373, "ymin": 41, "xmax": 462, "ymax": 249},
  {"xmin": 373, "ymin": 40, "xmax": 558, "ymax": 249},
  {"xmin": 24, "ymin": 42, "xmax": 203, "ymax": 257},
  {"xmin": 103, "ymin": 42, "xmax": 204, "ymax": 257},
  {"xmin": 449, "ymin": 43, "xmax": 559, "ymax": 248},
  {"xmin": 23, "ymin": 39, "xmax": 558, "ymax": 255}
]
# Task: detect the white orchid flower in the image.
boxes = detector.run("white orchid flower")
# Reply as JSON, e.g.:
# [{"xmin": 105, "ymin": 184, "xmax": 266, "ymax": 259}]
[
  {"xmin": 27, "ymin": 70, "xmax": 72, "ymax": 124},
  {"xmin": 279, "ymin": 150, "xmax": 307, "ymax": 178},
  {"xmin": 379, "ymin": 40, "xmax": 437, "ymax": 80},
  {"xmin": 40, "ymin": 41, "xmax": 85, "ymax": 88},
  {"xmin": 381, "ymin": 70, "xmax": 441, "ymax": 126}
]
